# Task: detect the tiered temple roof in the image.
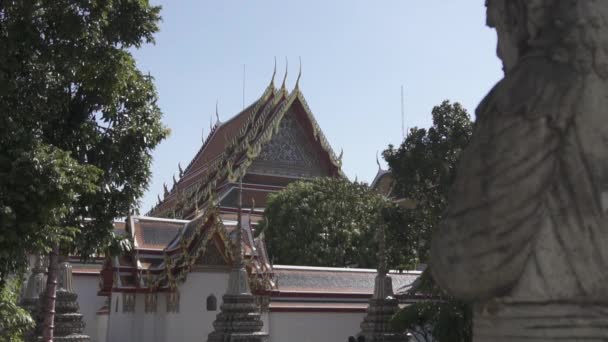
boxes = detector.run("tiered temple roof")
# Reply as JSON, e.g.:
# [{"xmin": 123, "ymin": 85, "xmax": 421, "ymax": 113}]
[
  {"xmin": 147, "ymin": 78, "xmax": 342, "ymax": 220},
  {"xmin": 102, "ymin": 79, "xmax": 345, "ymax": 295}
]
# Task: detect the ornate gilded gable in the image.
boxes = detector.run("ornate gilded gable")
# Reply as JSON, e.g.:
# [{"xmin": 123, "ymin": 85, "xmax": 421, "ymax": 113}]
[
  {"xmin": 194, "ymin": 241, "xmax": 229, "ymax": 267},
  {"xmin": 249, "ymin": 110, "xmax": 323, "ymax": 178}
]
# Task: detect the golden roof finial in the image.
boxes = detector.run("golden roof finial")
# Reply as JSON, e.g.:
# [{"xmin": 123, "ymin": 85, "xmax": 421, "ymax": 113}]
[
  {"xmin": 281, "ymin": 57, "xmax": 288, "ymax": 91},
  {"xmin": 270, "ymin": 57, "xmax": 277, "ymax": 86},
  {"xmin": 295, "ymin": 56, "xmax": 302, "ymax": 89},
  {"xmin": 215, "ymin": 99, "xmax": 221, "ymax": 124}
]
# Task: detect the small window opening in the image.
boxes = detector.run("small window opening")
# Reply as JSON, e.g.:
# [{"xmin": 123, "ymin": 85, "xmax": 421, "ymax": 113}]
[
  {"xmin": 115, "ymin": 297, "xmax": 119, "ymax": 313},
  {"xmin": 206, "ymin": 294, "xmax": 217, "ymax": 311}
]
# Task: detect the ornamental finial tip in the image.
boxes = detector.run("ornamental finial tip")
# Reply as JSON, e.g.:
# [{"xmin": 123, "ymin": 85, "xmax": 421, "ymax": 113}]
[
  {"xmin": 281, "ymin": 57, "xmax": 288, "ymax": 90},
  {"xmin": 215, "ymin": 99, "xmax": 220, "ymax": 124},
  {"xmin": 270, "ymin": 57, "xmax": 277, "ymax": 86},
  {"xmin": 295, "ymin": 56, "xmax": 302, "ymax": 89}
]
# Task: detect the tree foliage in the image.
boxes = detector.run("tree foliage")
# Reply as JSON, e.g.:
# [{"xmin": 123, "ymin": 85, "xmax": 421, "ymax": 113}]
[
  {"xmin": 391, "ymin": 271, "xmax": 472, "ymax": 342},
  {"xmin": 384, "ymin": 100, "xmax": 474, "ymax": 342},
  {"xmin": 0, "ymin": 0, "xmax": 168, "ymax": 281},
  {"xmin": 0, "ymin": 279, "xmax": 34, "ymax": 342},
  {"xmin": 383, "ymin": 100, "xmax": 473, "ymax": 263},
  {"xmin": 258, "ymin": 177, "xmax": 411, "ymax": 269}
]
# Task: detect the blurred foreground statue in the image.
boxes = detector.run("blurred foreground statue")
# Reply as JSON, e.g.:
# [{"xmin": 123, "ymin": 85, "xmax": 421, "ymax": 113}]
[{"xmin": 431, "ymin": 1, "xmax": 608, "ymax": 340}]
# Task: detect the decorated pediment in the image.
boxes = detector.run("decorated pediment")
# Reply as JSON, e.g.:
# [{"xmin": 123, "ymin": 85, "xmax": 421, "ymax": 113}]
[
  {"xmin": 194, "ymin": 239, "xmax": 229, "ymax": 267},
  {"xmin": 249, "ymin": 110, "xmax": 324, "ymax": 178}
]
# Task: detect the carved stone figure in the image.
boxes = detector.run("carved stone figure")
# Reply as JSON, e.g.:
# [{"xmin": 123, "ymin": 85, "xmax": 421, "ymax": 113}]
[{"xmin": 430, "ymin": 1, "xmax": 608, "ymax": 340}]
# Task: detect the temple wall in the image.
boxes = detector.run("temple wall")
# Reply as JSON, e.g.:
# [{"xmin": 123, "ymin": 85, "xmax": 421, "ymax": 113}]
[
  {"xmin": 72, "ymin": 275, "xmax": 107, "ymax": 341},
  {"xmin": 268, "ymin": 311, "xmax": 365, "ymax": 342},
  {"xmin": 106, "ymin": 292, "xmax": 136, "ymax": 342},
  {"xmin": 170, "ymin": 271, "xmax": 229, "ymax": 342}
]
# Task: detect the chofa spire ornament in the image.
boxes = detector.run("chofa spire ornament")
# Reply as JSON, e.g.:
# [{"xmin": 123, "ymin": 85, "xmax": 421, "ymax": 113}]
[
  {"xmin": 294, "ymin": 56, "xmax": 302, "ymax": 89},
  {"xmin": 430, "ymin": 1, "xmax": 608, "ymax": 340},
  {"xmin": 280, "ymin": 57, "xmax": 288, "ymax": 91},
  {"xmin": 376, "ymin": 151, "xmax": 382, "ymax": 171},
  {"xmin": 215, "ymin": 100, "xmax": 221, "ymax": 125},
  {"xmin": 270, "ymin": 57, "xmax": 277, "ymax": 86}
]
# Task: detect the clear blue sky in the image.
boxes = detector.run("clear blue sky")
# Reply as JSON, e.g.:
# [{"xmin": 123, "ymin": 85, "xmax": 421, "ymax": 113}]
[{"xmin": 132, "ymin": 1, "xmax": 503, "ymax": 213}]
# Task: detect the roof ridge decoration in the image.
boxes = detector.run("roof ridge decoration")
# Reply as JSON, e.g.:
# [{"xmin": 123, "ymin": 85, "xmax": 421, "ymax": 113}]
[
  {"xmin": 280, "ymin": 57, "xmax": 288, "ymax": 94},
  {"xmin": 148, "ymin": 207, "xmax": 235, "ymax": 291},
  {"xmin": 163, "ymin": 86, "xmax": 277, "ymax": 217},
  {"xmin": 150, "ymin": 76, "xmax": 343, "ymax": 217},
  {"xmin": 180, "ymin": 81, "xmax": 275, "ymax": 178},
  {"xmin": 270, "ymin": 57, "xmax": 277, "ymax": 86},
  {"xmin": 215, "ymin": 100, "xmax": 221, "ymax": 125},
  {"xmin": 295, "ymin": 56, "xmax": 302, "ymax": 90}
]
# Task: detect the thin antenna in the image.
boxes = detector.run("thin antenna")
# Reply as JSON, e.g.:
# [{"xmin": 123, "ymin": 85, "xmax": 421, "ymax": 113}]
[
  {"xmin": 242, "ymin": 64, "xmax": 246, "ymax": 110},
  {"xmin": 401, "ymin": 85, "xmax": 405, "ymax": 140}
]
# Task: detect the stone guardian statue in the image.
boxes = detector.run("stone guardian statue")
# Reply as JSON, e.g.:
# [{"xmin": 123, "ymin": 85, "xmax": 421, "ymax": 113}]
[{"xmin": 430, "ymin": 1, "xmax": 608, "ymax": 340}]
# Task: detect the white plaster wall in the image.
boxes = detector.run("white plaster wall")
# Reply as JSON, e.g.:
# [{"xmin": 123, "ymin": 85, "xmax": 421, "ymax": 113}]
[
  {"xmin": 154, "ymin": 294, "xmax": 168, "ymax": 342},
  {"xmin": 132, "ymin": 294, "xmax": 146, "ymax": 342},
  {"xmin": 106, "ymin": 292, "xmax": 136, "ymax": 342},
  {"xmin": 95, "ymin": 313, "xmax": 108, "ymax": 342},
  {"xmin": 165, "ymin": 271, "xmax": 229, "ymax": 342},
  {"xmin": 268, "ymin": 312, "xmax": 365, "ymax": 342},
  {"xmin": 72, "ymin": 275, "xmax": 107, "ymax": 341}
]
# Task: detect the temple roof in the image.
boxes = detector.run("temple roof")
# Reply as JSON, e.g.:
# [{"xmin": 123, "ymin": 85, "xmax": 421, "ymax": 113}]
[
  {"xmin": 272, "ymin": 265, "xmax": 419, "ymax": 295},
  {"xmin": 147, "ymin": 82, "xmax": 343, "ymax": 219}
]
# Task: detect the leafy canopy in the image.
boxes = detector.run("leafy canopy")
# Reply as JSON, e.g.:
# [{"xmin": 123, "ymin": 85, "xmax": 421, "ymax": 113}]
[
  {"xmin": 384, "ymin": 100, "xmax": 474, "ymax": 342},
  {"xmin": 0, "ymin": 0, "xmax": 168, "ymax": 281},
  {"xmin": 0, "ymin": 279, "xmax": 34, "ymax": 342},
  {"xmin": 383, "ymin": 100, "xmax": 473, "ymax": 263},
  {"xmin": 258, "ymin": 177, "xmax": 411, "ymax": 269}
]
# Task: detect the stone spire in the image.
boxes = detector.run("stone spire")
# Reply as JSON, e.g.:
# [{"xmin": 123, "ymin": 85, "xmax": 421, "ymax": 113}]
[
  {"xmin": 40, "ymin": 259, "xmax": 90, "ymax": 342},
  {"xmin": 21, "ymin": 254, "xmax": 48, "ymax": 341},
  {"xmin": 207, "ymin": 177, "xmax": 269, "ymax": 342},
  {"xmin": 357, "ymin": 223, "xmax": 405, "ymax": 342},
  {"xmin": 21, "ymin": 254, "xmax": 48, "ymax": 313}
]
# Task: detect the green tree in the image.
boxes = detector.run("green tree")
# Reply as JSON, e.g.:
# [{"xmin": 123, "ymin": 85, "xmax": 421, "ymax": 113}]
[
  {"xmin": 0, "ymin": 1, "xmax": 168, "ymax": 339},
  {"xmin": 0, "ymin": 279, "xmax": 34, "ymax": 342},
  {"xmin": 258, "ymin": 177, "xmax": 410, "ymax": 269},
  {"xmin": 384, "ymin": 100, "xmax": 474, "ymax": 342}
]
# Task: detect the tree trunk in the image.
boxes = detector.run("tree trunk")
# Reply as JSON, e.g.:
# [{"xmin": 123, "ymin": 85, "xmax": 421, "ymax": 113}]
[{"xmin": 41, "ymin": 244, "xmax": 59, "ymax": 342}]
